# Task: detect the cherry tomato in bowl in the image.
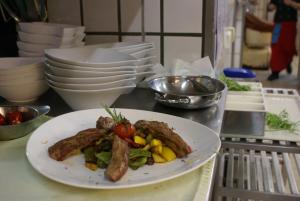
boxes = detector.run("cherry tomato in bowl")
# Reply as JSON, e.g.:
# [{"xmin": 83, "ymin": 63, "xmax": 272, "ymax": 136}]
[
  {"xmin": 0, "ymin": 114, "xmax": 6, "ymax": 125},
  {"xmin": 0, "ymin": 105, "xmax": 50, "ymax": 140},
  {"xmin": 6, "ymin": 111, "xmax": 23, "ymax": 125}
]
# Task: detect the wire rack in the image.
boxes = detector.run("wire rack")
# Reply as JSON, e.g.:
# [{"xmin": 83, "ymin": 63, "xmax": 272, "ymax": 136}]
[
  {"xmin": 213, "ymin": 88, "xmax": 300, "ymax": 201},
  {"xmin": 212, "ymin": 138, "xmax": 300, "ymax": 201}
]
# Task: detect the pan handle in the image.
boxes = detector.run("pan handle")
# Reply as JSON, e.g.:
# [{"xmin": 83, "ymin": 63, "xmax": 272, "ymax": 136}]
[
  {"xmin": 34, "ymin": 105, "xmax": 50, "ymax": 116},
  {"xmin": 155, "ymin": 93, "xmax": 190, "ymax": 104}
]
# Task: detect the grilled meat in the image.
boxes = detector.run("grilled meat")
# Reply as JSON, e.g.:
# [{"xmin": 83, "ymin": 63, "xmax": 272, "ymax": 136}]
[
  {"xmin": 96, "ymin": 116, "xmax": 115, "ymax": 131},
  {"xmin": 105, "ymin": 135, "xmax": 129, "ymax": 181},
  {"xmin": 48, "ymin": 128, "xmax": 106, "ymax": 161},
  {"xmin": 134, "ymin": 120, "xmax": 191, "ymax": 157}
]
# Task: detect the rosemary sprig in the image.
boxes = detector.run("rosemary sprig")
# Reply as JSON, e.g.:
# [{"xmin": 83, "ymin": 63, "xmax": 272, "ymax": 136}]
[{"xmin": 104, "ymin": 105, "xmax": 124, "ymax": 123}]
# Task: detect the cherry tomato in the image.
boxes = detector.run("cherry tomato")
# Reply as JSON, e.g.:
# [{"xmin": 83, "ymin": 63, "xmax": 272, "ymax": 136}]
[
  {"xmin": 113, "ymin": 123, "xmax": 135, "ymax": 139},
  {"xmin": 6, "ymin": 111, "xmax": 23, "ymax": 125},
  {"xmin": 0, "ymin": 114, "xmax": 6, "ymax": 125}
]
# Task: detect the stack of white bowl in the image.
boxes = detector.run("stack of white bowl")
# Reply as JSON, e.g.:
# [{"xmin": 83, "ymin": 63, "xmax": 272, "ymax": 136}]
[
  {"xmin": 17, "ymin": 22, "xmax": 85, "ymax": 57},
  {"xmin": 0, "ymin": 57, "xmax": 48, "ymax": 103},
  {"xmin": 44, "ymin": 42, "xmax": 156, "ymax": 110}
]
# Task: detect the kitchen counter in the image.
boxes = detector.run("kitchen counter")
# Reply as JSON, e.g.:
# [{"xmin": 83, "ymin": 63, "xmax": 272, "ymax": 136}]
[{"xmin": 0, "ymin": 87, "xmax": 226, "ymax": 201}]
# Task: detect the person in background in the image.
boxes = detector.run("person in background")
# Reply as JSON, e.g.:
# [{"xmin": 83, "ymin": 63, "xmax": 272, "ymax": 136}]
[
  {"xmin": 284, "ymin": 0, "xmax": 300, "ymax": 9},
  {"xmin": 267, "ymin": 0, "xmax": 300, "ymax": 81}
]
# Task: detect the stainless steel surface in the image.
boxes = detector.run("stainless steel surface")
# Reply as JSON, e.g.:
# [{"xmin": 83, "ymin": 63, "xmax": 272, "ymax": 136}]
[
  {"xmin": 148, "ymin": 76, "xmax": 225, "ymax": 109},
  {"xmin": 221, "ymin": 111, "xmax": 265, "ymax": 136},
  {"xmin": 0, "ymin": 105, "xmax": 50, "ymax": 140},
  {"xmin": 212, "ymin": 138, "xmax": 300, "ymax": 201},
  {"xmin": 112, "ymin": 87, "xmax": 226, "ymax": 133}
]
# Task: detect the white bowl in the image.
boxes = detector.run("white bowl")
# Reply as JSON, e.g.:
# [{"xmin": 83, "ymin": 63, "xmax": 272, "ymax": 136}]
[
  {"xmin": 18, "ymin": 31, "xmax": 85, "ymax": 46},
  {"xmin": 45, "ymin": 48, "xmax": 138, "ymax": 67},
  {"xmin": 136, "ymin": 56, "xmax": 156, "ymax": 66},
  {"xmin": 45, "ymin": 59, "xmax": 137, "ymax": 72},
  {"xmin": 82, "ymin": 41, "xmax": 154, "ymax": 50},
  {"xmin": 19, "ymin": 50, "xmax": 44, "ymax": 57},
  {"xmin": 136, "ymin": 64, "xmax": 153, "ymax": 72},
  {"xmin": 17, "ymin": 41, "xmax": 55, "ymax": 53},
  {"xmin": 0, "ymin": 70, "xmax": 44, "ymax": 83},
  {"xmin": 0, "ymin": 80, "xmax": 49, "ymax": 103},
  {"xmin": 18, "ymin": 22, "xmax": 85, "ymax": 37},
  {"xmin": 110, "ymin": 41, "xmax": 154, "ymax": 50},
  {"xmin": 49, "ymin": 84, "xmax": 135, "ymax": 110},
  {"xmin": 45, "ymin": 63, "xmax": 136, "ymax": 77},
  {"xmin": 117, "ymin": 44, "xmax": 154, "ymax": 54},
  {"xmin": 46, "ymin": 77, "xmax": 135, "ymax": 90},
  {"xmin": 0, "ymin": 57, "xmax": 44, "ymax": 76},
  {"xmin": 130, "ymin": 47, "xmax": 154, "ymax": 59},
  {"xmin": 44, "ymin": 71, "xmax": 136, "ymax": 84},
  {"xmin": 0, "ymin": 57, "xmax": 43, "ymax": 70}
]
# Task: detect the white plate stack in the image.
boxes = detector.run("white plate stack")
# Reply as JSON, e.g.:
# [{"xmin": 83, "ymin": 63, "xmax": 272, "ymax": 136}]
[
  {"xmin": 17, "ymin": 22, "xmax": 85, "ymax": 57},
  {"xmin": 0, "ymin": 57, "xmax": 48, "ymax": 103},
  {"xmin": 44, "ymin": 42, "xmax": 156, "ymax": 110}
]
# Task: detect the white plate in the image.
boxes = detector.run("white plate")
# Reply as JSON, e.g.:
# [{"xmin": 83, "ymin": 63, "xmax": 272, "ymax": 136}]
[{"xmin": 26, "ymin": 109, "xmax": 220, "ymax": 189}]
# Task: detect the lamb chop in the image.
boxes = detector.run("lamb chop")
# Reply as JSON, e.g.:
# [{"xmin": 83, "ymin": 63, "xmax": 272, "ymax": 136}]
[
  {"xmin": 105, "ymin": 135, "xmax": 129, "ymax": 181},
  {"xmin": 134, "ymin": 120, "xmax": 191, "ymax": 158},
  {"xmin": 48, "ymin": 128, "xmax": 106, "ymax": 161},
  {"xmin": 96, "ymin": 116, "xmax": 114, "ymax": 131}
]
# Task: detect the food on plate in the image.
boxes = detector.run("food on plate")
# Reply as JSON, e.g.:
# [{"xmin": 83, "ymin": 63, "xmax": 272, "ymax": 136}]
[
  {"xmin": 219, "ymin": 75, "xmax": 251, "ymax": 91},
  {"xmin": 0, "ymin": 111, "xmax": 24, "ymax": 125},
  {"xmin": 134, "ymin": 120, "xmax": 191, "ymax": 157},
  {"xmin": 48, "ymin": 108, "xmax": 192, "ymax": 182},
  {"xmin": 105, "ymin": 135, "xmax": 129, "ymax": 181},
  {"xmin": 266, "ymin": 110, "xmax": 299, "ymax": 133},
  {"xmin": 48, "ymin": 128, "xmax": 106, "ymax": 161}
]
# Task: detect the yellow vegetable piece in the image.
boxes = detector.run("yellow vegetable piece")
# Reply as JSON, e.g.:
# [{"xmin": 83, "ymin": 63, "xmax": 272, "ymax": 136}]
[
  {"xmin": 150, "ymin": 139, "xmax": 162, "ymax": 147},
  {"xmin": 151, "ymin": 145, "xmax": 163, "ymax": 154},
  {"xmin": 142, "ymin": 144, "xmax": 151, "ymax": 151},
  {"xmin": 85, "ymin": 162, "xmax": 98, "ymax": 171},
  {"xmin": 134, "ymin": 135, "xmax": 146, "ymax": 145},
  {"xmin": 152, "ymin": 153, "xmax": 166, "ymax": 163},
  {"xmin": 161, "ymin": 146, "xmax": 176, "ymax": 161}
]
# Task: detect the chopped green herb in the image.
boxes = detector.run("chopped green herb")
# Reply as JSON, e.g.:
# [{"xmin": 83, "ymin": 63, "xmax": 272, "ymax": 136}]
[
  {"xmin": 129, "ymin": 148, "xmax": 151, "ymax": 159},
  {"xmin": 219, "ymin": 75, "xmax": 251, "ymax": 91},
  {"xmin": 129, "ymin": 157, "xmax": 148, "ymax": 170},
  {"xmin": 95, "ymin": 151, "xmax": 112, "ymax": 168},
  {"xmin": 266, "ymin": 110, "xmax": 299, "ymax": 133},
  {"xmin": 128, "ymin": 149, "xmax": 152, "ymax": 170},
  {"xmin": 82, "ymin": 146, "xmax": 97, "ymax": 163}
]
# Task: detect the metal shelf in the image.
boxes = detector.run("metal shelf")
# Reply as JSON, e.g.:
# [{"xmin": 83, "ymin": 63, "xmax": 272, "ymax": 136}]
[
  {"xmin": 214, "ymin": 88, "xmax": 300, "ymax": 201},
  {"xmin": 213, "ymin": 138, "xmax": 300, "ymax": 201}
]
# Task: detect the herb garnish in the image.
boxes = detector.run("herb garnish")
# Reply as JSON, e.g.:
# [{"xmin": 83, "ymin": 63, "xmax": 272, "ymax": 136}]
[
  {"xmin": 219, "ymin": 75, "xmax": 251, "ymax": 91},
  {"xmin": 266, "ymin": 110, "xmax": 299, "ymax": 133}
]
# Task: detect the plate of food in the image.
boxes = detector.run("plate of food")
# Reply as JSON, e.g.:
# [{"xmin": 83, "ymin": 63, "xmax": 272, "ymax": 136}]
[{"xmin": 26, "ymin": 108, "xmax": 220, "ymax": 189}]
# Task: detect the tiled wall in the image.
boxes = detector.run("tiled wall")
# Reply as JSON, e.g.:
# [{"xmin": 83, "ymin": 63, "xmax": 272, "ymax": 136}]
[{"xmin": 47, "ymin": 0, "xmax": 205, "ymax": 68}]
